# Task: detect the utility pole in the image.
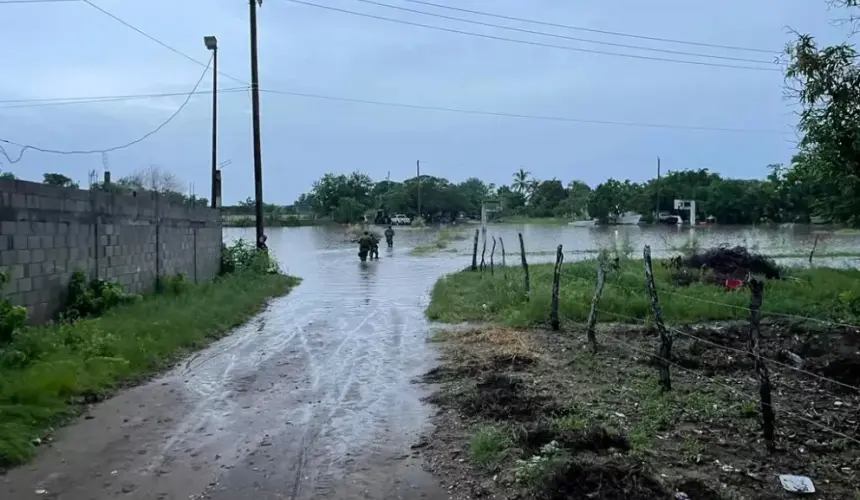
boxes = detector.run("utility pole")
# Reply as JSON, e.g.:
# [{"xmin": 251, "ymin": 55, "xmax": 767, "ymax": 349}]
[
  {"xmin": 204, "ymin": 36, "xmax": 218, "ymax": 208},
  {"xmin": 655, "ymin": 156, "xmax": 661, "ymax": 218},
  {"xmin": 416, "ymin": 160, "xmax": 421, "ymax": 220},
  {"xmin": 249, "ymin": 0, "xmax": 265, "ymax": 248}
]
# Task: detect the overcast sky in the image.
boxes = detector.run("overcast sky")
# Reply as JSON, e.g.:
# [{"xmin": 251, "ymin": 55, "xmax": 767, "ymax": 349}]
[{"xmin": 0, "ymin": 0, "xmax": 851, "ymax": 204}]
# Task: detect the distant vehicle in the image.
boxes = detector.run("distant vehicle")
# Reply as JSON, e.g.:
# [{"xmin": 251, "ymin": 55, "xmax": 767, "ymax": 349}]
[{"xmin": 390, "ymin": 214, "xmax": 412, "ymax": 225}]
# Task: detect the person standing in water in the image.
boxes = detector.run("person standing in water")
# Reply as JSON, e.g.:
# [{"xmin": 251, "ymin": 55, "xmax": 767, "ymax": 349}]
[
  {"xmin": 369, "ymin": 233, "xmax": 380, "ymax": 260},
  {"xmin": 384, "ymin": 225, "xmax": 395, "ymax": 248},
  {"xmin": 357, "ymin": 231, "xmax": 372, "ymax": 262}
]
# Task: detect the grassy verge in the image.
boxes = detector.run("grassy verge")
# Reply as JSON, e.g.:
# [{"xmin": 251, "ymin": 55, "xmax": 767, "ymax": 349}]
[
  {"xmin": 421, "ymin": 324, "xmax": 859, "ymax": 499},
  {"xmin": 0, "ymin": 270, "xmax": 299, "ymax": 467},
  {"xmin": 410, "ymin": 226, "xmax": 468, "ymax": 255},
  {"xmin": 426, "ymin": 258, "xmax": 860, "ymax": 325}
]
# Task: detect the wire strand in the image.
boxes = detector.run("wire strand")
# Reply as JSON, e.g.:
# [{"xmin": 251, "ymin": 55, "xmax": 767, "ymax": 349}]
[
  {"xmin": 260, "ymin": 88, "xmax": 789, "ymax": 134},
  {"xmin": 81, "ymin": 0, "xmax": 248, "ymax": 86},
  {"xmin": 0, "ymin": 55, "xmax": 214, "ymax": 163},
  {"xmin": 0, "ymin": 87, "xmax": 249, "ymax": 110},
  {"xmin": 349, "ymin": 0, "xmax": 778, "ymax": 65},
  {"xmin": 597, "ymin": 326, "xmax": 860, "ymax": 446},
  {"xmin": 394, "ymin": 0, "xmax": 780, "ymax": 55},
  {"xmin": 283, "ymin": 0, "xmax": 782, "ymax": 72}
]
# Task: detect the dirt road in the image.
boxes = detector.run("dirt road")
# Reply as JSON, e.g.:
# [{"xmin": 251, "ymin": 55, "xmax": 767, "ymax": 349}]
[{"xmin": 0, "ymin": 231, "xmax": 452, "ymax": 499}]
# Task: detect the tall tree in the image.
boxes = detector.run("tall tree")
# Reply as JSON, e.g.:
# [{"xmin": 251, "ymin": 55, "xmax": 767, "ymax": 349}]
[
  {"xmin": 512, "ymin": 168, "xmax": 531, "ymax": 193},
  {"xmin": 785, "ymin": 0, "xmax": 860, "ymax": 225}
]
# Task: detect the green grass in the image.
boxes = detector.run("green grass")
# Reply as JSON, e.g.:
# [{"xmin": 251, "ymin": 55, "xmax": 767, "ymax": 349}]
[
  {"xmin": 426, "ymin": 258, "xmax": 860, "ymax": 325},
  {"xmin": 468, "ymin": 425, "xmax": 512, "ymax": 468},
  {"xmin": 0, "ymin": 271, "xmax": 300, "ymax": 467},
  {"xmin": 410, "ymin": 226, "xmax": 467, "ymax": 255}
]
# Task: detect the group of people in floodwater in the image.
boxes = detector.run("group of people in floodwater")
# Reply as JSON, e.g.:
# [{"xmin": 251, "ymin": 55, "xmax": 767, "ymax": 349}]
[{"xmin": 357, "ymin": 225, "xmax": 395, "ymax": 262}]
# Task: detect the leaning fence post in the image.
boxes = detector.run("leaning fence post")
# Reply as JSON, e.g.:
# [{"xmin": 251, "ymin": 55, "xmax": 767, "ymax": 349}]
[
  {"xmin": 490, "ymin": 237, "xmax": 497, "ymax": 276},
  {"xmin": 808, "ymin": 234, "xmax": 819, "ymax": 264},
  {"xmin": 518, "ymin": 232, "xmax": 530, "ymax": 300},
  {"xmin": 471, "ymin": 229, "xmax": 479, "ymax": 271},
  {"xmin": 499, "ymin": 237, "xmax": 506, "ymax": 268},
  {"xmin": 585, "ymin": 259, "xmax": 606, "ymax": 352},
  {"xmin": 550, "ymin": 244, "xmax": 563, "ymax": 331},
  {"xmin": 748, "ymin": 276, "xmax": 776, "ymax": 451},
  {"xmin": 480, "ymin": 236, "xmax": 487, "ymax": 272},
  {"xmin": 644, "ymin": 245, "xmax": 673, "ymax": 391}
]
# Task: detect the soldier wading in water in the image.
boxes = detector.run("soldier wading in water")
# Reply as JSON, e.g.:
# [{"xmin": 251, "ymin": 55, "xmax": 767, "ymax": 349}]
[{"xmin": 357, "ymin": 231, "xmax": 372, "ymax": 262}]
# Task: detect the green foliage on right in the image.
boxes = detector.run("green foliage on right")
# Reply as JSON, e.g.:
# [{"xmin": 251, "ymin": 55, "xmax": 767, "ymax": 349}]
[{"xmin": 426, "ymin": 259, "xmax": 860, "ymax": 326}]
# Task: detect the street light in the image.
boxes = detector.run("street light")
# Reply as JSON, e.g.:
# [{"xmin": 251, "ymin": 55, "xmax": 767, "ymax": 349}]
[{"xmin": 204, "ymin": 35, "xmax": 218, "ymax": 208}]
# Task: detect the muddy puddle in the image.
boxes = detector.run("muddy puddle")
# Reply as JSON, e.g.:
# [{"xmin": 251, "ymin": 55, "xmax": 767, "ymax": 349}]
[{"xmin": 0, "ymin": 227, "xmax": 461, "ymax": 500}]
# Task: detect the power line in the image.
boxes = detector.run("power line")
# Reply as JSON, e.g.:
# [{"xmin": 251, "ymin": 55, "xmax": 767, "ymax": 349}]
[
  {"xmin": 349, "ymin": 0, "xmax": 777, "ymax": 66},
  {"xmin": 81, "ymin": 0, "xmax": 248, "ymax": 86},
  {"xmin": 0, "ymin": 87, "xmax": 249, "ymax": 109},
  {"xmin": 394, "ymin": 0, "xmax": 780, "ymax": 55},
  {"xmin": 260, "ymin": 88, "xmax": 789, "ymax": 134},
  {"xmin": 282, "ymin": 0, "xmax": 781, "ymax": 72},
  {"xmin": 0, "ymin": 0, "xmax": 77, "ymax": 3},
  {"xmin": 0, "ymin": 55, "xmax": 214, "ymax": 163}
]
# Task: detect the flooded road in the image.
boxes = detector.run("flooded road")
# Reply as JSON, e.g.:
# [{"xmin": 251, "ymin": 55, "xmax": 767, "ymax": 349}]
[
  {"xmin": 1, "ymin": 223, "xmax": 857, "ymax": 499},
  {"xmin": 0, "ymin": 227, "xmax": 460, "ymax": 500}
]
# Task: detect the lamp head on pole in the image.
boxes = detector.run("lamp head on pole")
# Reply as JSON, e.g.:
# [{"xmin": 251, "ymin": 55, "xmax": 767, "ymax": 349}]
[{"xmin": 203, "ymin": 36, "xmax": 218, "ymax": 51}]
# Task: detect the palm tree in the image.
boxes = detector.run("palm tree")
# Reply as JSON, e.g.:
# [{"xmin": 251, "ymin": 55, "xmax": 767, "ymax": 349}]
[{"xmin": 512, "ymin": 168, "xmax": 530, "ymax": 193}]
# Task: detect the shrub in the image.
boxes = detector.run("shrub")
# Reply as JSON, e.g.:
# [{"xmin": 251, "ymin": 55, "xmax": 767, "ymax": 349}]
[
  {"xmin": 62, "ymin": 271, "xmax": 138, "ymax": 321},
  {"xmin": 0, "ymin": 271, "xmax": 27, "ymax": 344},
  {"xmin": 220, "ymin": 238, "xmax": 279, "ymax": 275}
]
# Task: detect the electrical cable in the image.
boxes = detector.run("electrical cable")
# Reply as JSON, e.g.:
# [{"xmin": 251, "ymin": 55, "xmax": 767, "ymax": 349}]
[
  {"xmin": 81, "ymin": 0, "xmax": 248, "ymax": 86},
  {"xmin": 0, "ymin": 0, "xmax": 78, "ymax": 3},
  {"xmin": 282, "ymin": 0, "xmax": 782, "ymax": 72},
  {"xmin": 260, "ymin": 88, "xmax": 790, "ymax": 134},
  {"xmin": 394, "ymin": 0, "xmax": 780, "ymax": 55},
  {"xmin": 0, "ymin": 87, "xmax": 249, "ymax": 110},
  {"xmin": 0, "ymin": 55, "xmax": 214, "ymax": 163},
  {"xmin": 349, "ymin": 0, "xmax": 778, "ymax": 65}
]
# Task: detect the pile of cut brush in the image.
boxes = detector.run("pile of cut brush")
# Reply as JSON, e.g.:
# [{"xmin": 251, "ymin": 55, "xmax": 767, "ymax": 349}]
[{"xmin": 668, "ymin": 245, "xmax": 781, "ymax": 286}]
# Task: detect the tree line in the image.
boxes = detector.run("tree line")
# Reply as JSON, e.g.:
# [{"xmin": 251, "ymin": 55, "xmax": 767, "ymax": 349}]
[{"xmin": 282, "ymin": 164, "xmax": 823, "ymax": 225}]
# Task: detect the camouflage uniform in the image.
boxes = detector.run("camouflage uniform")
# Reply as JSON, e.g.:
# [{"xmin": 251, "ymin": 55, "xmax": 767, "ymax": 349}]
[{"xmin": 358, "ymin": 233, "xmax": 372, "ymax": 262}]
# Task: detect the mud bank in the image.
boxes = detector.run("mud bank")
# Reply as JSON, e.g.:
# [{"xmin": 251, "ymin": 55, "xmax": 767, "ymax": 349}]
[{"xmin": 418, "ymin": 322, "xmax": 860, "ymax": 500}]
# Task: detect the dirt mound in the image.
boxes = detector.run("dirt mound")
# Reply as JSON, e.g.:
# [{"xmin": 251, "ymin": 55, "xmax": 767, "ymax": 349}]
[
  {"xmin": 461, "ymin": 373, "xmax": 555, "ymax": 421},
  {"xmin": 541, "ymin": 459, "xmax": 666, "ymax": 500},
  {"xmin": 674, "ymin": 245, "xmax": 781, "ymax": 280}
]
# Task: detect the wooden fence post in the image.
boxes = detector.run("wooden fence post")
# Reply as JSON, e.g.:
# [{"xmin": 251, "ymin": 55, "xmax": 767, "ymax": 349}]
[
  {"xmin": 490, "ymin": 237, "xmax": 497, "ymax": 276},
  {"xmin": 499, "ymin": 237, "xmax": 506, "ymax": 268},
  {"xmin": 748, "ymin": 277, "xmax": 776, "ymax": 451},
  {"xmin": 585, "ymin": 259, "xmax": 606, "ymax": 352},
  {"xmin": 550, "ymin": 244, "xmax": 563, "ymax": 331},
  {"xmin": 808, "ymin": 234, "xmax": 819, "ymax": 264},
  {"xmin": 471, "ymin": 229, "xmax": 479, "ymax": 271},
  {"xmin": 518, "ymin": 232, "xmax": 530, "ymax": 300},
  {"xmin": 480, "ymin": 236, "xmax": 487, "ymax": 272},
  {"xmin": 644, "ymin": 245, "xmax": 673, "ymax": 391}
]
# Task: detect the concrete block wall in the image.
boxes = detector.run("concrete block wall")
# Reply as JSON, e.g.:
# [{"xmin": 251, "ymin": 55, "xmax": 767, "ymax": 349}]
[{"xmin": 0, "ymin": 178, "xmax": 223, "ymax": 323}]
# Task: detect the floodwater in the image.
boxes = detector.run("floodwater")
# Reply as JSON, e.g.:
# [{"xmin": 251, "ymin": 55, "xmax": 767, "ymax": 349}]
[{"xmin": 1, "ymin": 223, "xmax": 857, "ymax": 500}]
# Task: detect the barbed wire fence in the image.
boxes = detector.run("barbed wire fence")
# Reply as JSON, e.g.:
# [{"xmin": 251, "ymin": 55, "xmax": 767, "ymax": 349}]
[{"xmin": 467, "ymin": 232, "xmax": 860, "ymax": 453}]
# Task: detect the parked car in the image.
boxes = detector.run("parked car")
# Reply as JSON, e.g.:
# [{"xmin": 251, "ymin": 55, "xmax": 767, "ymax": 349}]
[{"xmin": 390, "ymin": 214, "xmax": 411, "ymax": 225}]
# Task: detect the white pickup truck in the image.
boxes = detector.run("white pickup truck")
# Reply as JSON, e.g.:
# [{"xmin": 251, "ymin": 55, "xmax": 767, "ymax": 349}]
[{"xmin": 390, "ymin": 214, "xmax": 411, "ymax": 225}]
